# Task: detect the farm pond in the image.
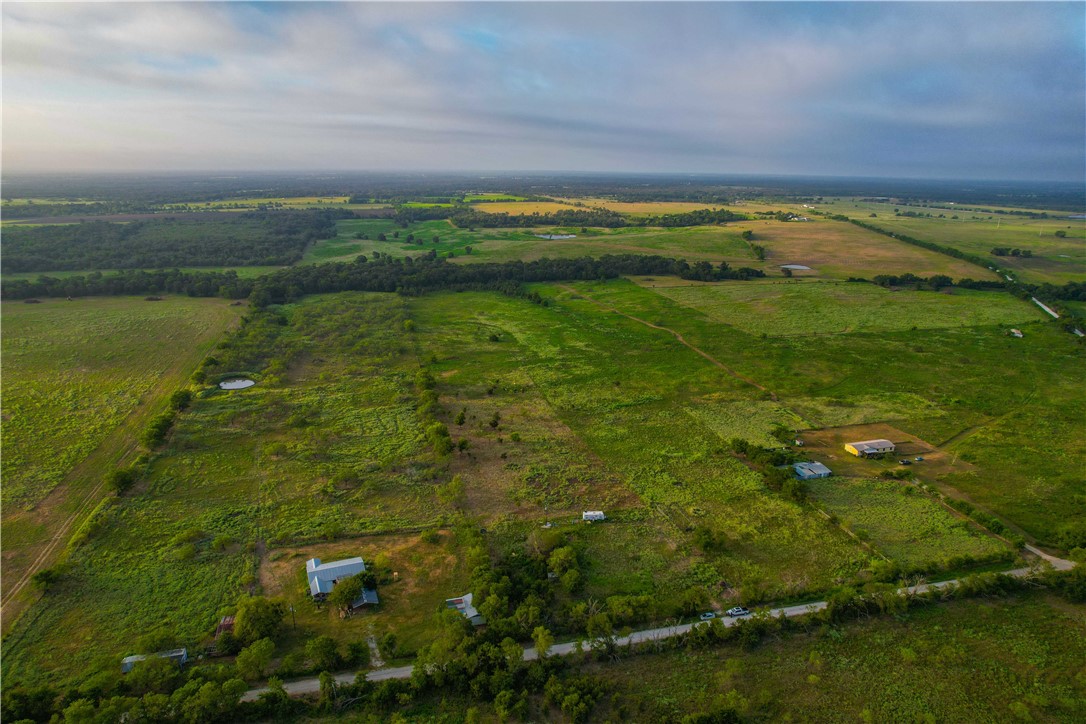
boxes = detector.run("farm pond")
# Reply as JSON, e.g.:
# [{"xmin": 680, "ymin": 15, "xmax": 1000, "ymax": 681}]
[{"xmin": 219, "ymin": 378, "xmax": 256, "ymax": 390}]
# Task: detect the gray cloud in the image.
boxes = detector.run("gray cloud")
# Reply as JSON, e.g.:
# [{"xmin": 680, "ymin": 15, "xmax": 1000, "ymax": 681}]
[{"xmin": 2, "ymin": 2, "xmax": 1082, "ymax": 180}]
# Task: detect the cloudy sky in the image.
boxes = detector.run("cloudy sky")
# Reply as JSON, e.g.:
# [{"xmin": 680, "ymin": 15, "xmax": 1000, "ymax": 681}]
[{"xmin": 3, "ymin": 2, "xmax": 1083, "ymax": 180}]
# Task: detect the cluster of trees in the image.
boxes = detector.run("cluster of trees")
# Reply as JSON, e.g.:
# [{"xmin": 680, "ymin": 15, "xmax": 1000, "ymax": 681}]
[
  {"xmin": 449, "ymin": 207, "xmax": 628, "ymax": 228},
  {"xmin": 870, "ymin": 273, "xmax": 954, "ymax": 290},
  {"xmin": 652, "ymin": 208, "xmax": 747, "ymax": 227},
  {"xmin": 2, "ymin": 210, "xmax": 349, "ymax": 273},
  {"xmin": 681, "ymin": 260, "xmax": 765, "ymax": 281},
  {"xmin": 0, "ymin": 200, "xmax": 149, "ymax": 219},
  {"xmin": 727, "ymin": 438, "xmax": 807, "ymax": 504},
  {"xmin": 244, "ymin": 253, "xmax": 759, "ymax": 306},
  {"xmin": 990, "ymin": 247, "xmax": 1033, "ymax": 257},
  {"xmin": 1, "ymin": 253, "xmax": 762, "ymax": 303}
]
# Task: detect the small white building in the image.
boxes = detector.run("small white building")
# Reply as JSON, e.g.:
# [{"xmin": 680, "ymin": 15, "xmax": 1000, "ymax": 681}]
[{"xmin": 582, "ymin": 511, "xmax": 606, "ymax": 522}]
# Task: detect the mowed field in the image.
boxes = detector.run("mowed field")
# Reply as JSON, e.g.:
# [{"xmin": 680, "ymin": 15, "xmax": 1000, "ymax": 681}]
[
  {"xmin": 642, "ymin": 279, "xmax": 1046, "ymax": 336},
  {"xmin": 0, "ymin": 297, "xmax": 241, "ymax": 624},
  {"xmin": 742, "ymin": 217, "xmax": 996, "ymax": 279}
]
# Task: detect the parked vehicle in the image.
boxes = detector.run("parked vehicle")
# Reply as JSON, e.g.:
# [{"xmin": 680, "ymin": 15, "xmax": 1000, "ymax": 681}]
[
  {"xmin": 914, "ymin": 456, "xmax": 924, "ymax": 462},
  {"xmin": 899, "ymin": 459, "xmax": 912, "ymax": 465},
  {"xmin": 699, "ymin": 611, "xmax": 716, "ymax": 620},
  {"xmin": 726, "ymin": 606, "xmax": 750, "ymax": 617}
]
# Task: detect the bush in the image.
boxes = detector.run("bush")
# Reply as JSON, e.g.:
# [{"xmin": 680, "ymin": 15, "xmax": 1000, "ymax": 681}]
[
  {"xmin": 141, "ymin": 411, "xmax": 176, "ymax": 448},
  {"xmin": 377, "ymin": 632, "xmax": 399, "ymax": 660},
  {"xmin": 306, "ymin": 635, "xmax": 342, "ymax": 672},
  {"xmin": 106, "ymin": 467, "xmax": 137, "ymax": 494},
  {"xmin": 347, "ymin": 641, "xmax": 371, "ymax": 668},
  {"xmin": 168, "ymin": 389, "xmax": 193, "ymax": 411}
]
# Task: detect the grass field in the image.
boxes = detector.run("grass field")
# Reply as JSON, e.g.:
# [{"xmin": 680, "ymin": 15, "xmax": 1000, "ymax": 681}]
[
  {"xmin": 805, "ymin": 477, "xmax": 1009, "ymax": 568},
  {"xmin": 819, "ymin": 198, "xmax": 1086, "ymax": 284},
  {"xmin": 1, "ymin": 293, "xmax": 458, "ymax": 684},
  {"xmin": 558, "ymin": 198, "xmax": 735, "ymax": 215},
  {"xmin": 741, "ymin": 217, "xmax": 998, "ymax": 279},
  {"xmin": 592, "ymin": 592, "xmax": 1086, "ymax": 722},
  {"xmin": 467, "ymin": 200, "xmax": 579, "ymax": 214},
  {"xmin": 644, "ymin": 279, "xmax": 1046, "ymax": 336},
  {"xmin": 1, "ymin": 297, "xmax": 241, "ymax": 628},
  {"xmin": 4, "ymin": 273, "xmax": 1082, "ymax": 690},
  {"xmin": 412, "ymin": 291, "xmax": 872, "ymax": 604},
  {"xmin": 309, "ymin": 214, "xmax": 1011, "ymax": 282},
  {"xmin": 549, "ymin": 278, "xmax": 1085, "ymax": 546}
]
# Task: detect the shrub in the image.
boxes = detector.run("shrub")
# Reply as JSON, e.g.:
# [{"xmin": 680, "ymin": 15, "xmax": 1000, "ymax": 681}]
[{"xmin": 306, "ymin": 635, "xmax": 342, "ymax": 672}]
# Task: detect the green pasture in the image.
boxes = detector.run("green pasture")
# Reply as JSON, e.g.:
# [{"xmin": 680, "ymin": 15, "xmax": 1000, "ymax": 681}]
[
  {"xmin": 550, "ymin": 278, "xmax": 1085, "ymax": 545},
  {"xmin": 1, "ymin": 293, "xmax": 460, "ymax": 685},
  {"xmin": 4, "ymin": 277, "xmax": 1082, "ymax": 688},
  {"xmin": 592, "ymin": 592, "xmax": 1086, "ymax": 722},
  {"xmin": 0, "ymin": 297, "xmax": 239, "ymax": 512},
  {"xmin": 646, "ymin": 279, "xmax": 1046, "ymax": 336},
  {"xmin": 310, "ymin": 214, "xmax": 1019, "ymax": 283},
  {"xmin": 412, "ymin": 291, "xmax": 871, "ymax": 601},
  {"xmin": 819, "ymin": 198, "xmax": 1086, "ymax": 284},
  {"xmin": 805, "ymin": 477, "xmax": 1009, "ymax": 568},
  {"xmin": 0, "ymin": 297, "xmax": 241, "ymax": 634}
]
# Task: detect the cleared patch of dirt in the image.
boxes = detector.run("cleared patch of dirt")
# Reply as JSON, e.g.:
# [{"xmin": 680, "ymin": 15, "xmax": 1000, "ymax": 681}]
[{"xmin": 798, "ymin": 422, "xmax": 975, "ymax": 481}]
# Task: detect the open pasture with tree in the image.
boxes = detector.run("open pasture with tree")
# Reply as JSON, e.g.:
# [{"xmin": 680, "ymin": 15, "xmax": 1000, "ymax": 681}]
[
  {"xmin": 737, "ymin": 217, "xmax": 997, "ymax": 279},
  {"xmin": 1, "ymin": 297, "xmax": 241, "ymax": 619},
  {"xmin": 313, "ymin": 217, "xmax": 759, "ymax": 266},
  {"xmin": 411, "ymin": 290, "xmax": 872, "ymax": 602},
  {"xmin": 818, "ymin": 198, "xmax": 1086, "ymax": 285},
  {"xmin": 548, "ymin": 278, "xmax": 1085, "ymax": 547}
]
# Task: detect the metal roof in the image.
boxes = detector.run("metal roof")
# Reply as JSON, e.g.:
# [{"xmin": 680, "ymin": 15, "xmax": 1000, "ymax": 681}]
[
  {"xmin": 794, "ymin": 461, "xmax": 832, "ymax": 476},
  {"xmin": 306, "ymin": 557, "xmax": 367, "ymax": 597}
]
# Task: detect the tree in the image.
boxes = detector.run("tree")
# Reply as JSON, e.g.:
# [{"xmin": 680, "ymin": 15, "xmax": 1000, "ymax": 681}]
[
  {"xmin": 31, "ymin": 566, "xmax": 63, "ymax": 594},
  {"xmin": 169, "ymin": 389, "xmax": 192, "ymax": 411},
  {"xmin": 327, "ymin": 574, "xmax": 365, "ymax": 614},
  {"xmin": 378, "ymin": 632, "xmax": 399, "ymax": 660},
  {"xmin": 532, "ymin": 625, "xmax": 554, "ymax": 658},
  {"xmin": 106, "ymin": 467, "xmax": 137, "ymax": 494},
  {"xmin": 455, "ymin": 407, "xmax": 466, "ymax": 425},
  {"xmin": 235, "ymin": 637, "xmax": 275, "ymax": 680},
  {"xmin": 1055, "ymin": 230, "xmax": 1067, "ymax": 238},
  {"xmin": 233, "ymin": 595, "xmax": 286, "ymax": 645},
  {"xmin": 306, "ymin": 635, "xmax": 342, "ymax": 671}
]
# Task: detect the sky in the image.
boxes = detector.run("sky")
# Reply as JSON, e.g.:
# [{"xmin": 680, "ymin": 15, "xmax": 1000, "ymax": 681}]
[{"xmin": 2, "ymin": 2, "xmax": 1084, "ymax": 181}]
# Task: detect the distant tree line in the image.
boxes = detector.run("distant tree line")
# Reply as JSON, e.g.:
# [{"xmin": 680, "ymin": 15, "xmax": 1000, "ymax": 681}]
[
  {"xmin": 1, "ymin": 253, "xmax": 763, "ymax": 303},
  {"xmin": 441, "ymin": 206, "xmax": 748, "ymax": 229},
  {"xmin": 2, "ymin": 210, "xmax": 351, "ymax": 273}
]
